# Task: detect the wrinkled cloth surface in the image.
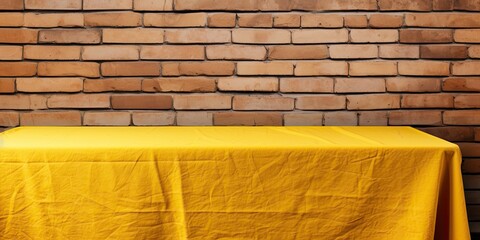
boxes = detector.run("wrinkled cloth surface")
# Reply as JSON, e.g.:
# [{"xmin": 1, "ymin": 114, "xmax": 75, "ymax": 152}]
[{"xmin": 0, "ymin": 126, "xmax": 470, "ymax": 239}]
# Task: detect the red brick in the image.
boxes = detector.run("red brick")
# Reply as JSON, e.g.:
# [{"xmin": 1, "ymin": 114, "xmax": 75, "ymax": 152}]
[
  {"xmin": 24, "ymin": 13, "xmax": 83, "ymax": 27},
  {"xmin": 213, "ymin": 112, "xmax": 282, "ymax": 126},
  {"xmin": 378, "ymin": 0, "xmax": 432, "ymax": 11},
  {"xmin": 47, "ymin": 94, "xmax": 110, "ymax": 109},
  {"xmin": 83, "ymin": 0, "xmax": 132, "ymax": 10},
  {"xmin": 39, "ymin": 29, "xmax": 101, "ymax": 44},
  {"xmin": 455, "ymin": 95, "xmax": 480, "ymax": 108},
  {"xmin": 350, "ymin": 30, "xmax": 398, "ymax": 43},
  {"xmin": 38, "ymin": 62, "xmax": 100, "ymax": 77},
  {"xmin": 207, "ymin": 13, "xmax": 236, "ymax": 28},
  {"xmin": 25, "ymin": 0, "xmax": 81, "ymax": 10},
  {"xmin": 398, "ymin": 61, "xmax": 450, "ymax": 76},
  {"xmin": 462, "ymin": 159, "xmax": 480, "ymax": 173},
  {"xmin": 0, "ymin": 46, "xmax": 22, "ymax": 60},
  {"xmin": 443, "ymin": 77, "xmax": 480, "ymax": 92},
  {"xmin": 458, "ymin": 143, "xmax": 480, "ymax": 157},
  {"xmin": 369, "ymin": 14, "xmax": 403, "ymax": 28},
  {"xmin": 296, "ymin": 95, "xmax": 346, "ymax": 110},
  {"xmin": 0, "ymin": 13, "xmax": 23, "ymax": 27},
  {"xmin": 233, "ymin": 29, "xmax": 290, "ymax": 44},
  {"xmin": 400, "ymin": 30, "xmax": 453, "ymax": 43},
  {"xmin": 379, "ymin": 45, "xmax": 420, "ymax": 59},
  {"xmin": 0, "ymin": 95, "xmax": 47, "ymax": 110},
  {"xmin": 477, "ymin": 128, "xmax": 480, "ymax": 141},
  {"xmin": 177, "ymin": 112, "xmax": 213, "ymax": 126},
  {"xmin": 452, "ymin": 62, "xmax": 480, "ymax": 76},
  {"xmin": 233, "ymin": 96, "xmax": 294, "ymax": 111},
  {"xmin": 0, "ymin": 29, "xmax": 37, "ymax": 44},
  {"xmin": 433, "ymin": 0, "xmax": 453, "ymax": 10},
  {"xmin": 280, "ymin": 77, "xmax": 333, "ymax": 93},
  {"xmin": 0, "ymin": 62, "xmax": 37, "ymax": 77},
  {"xmin": 24, "ymin": 45, "xmax": 81, "ymax": 60},
  {"xmin": 454, "ymin": 0, "xmax": 480, "ymax": 11},
  {"xmin": 84, "ymin": 112, "xmax": 131, "ymax": 126},
  {"xmin": 174, "ymin": 94, "xmax": 231, "ymax": 110},
  {"xmin": 347, "ymin": 94, "xmax": 400, "ymax": 110},
  {"xmin": 142, "ymin": 78, "xmax": 216, "ymax": 92},
  {"xmin": 444, "ymin": 110, "xmax": 480, "ymax": 125},
  {"xmin": 85, "ymin": 12, "xmax": 141, "ymax": 27},
  {"xmin": 0, "ymin": 112, "xmax": 19, "ymax": 127},
  {"xmin": 174, "ymin": 0, "xmax": 257, "ymax": 11},
  {"xmin": 17, "ymin": 78, "xmax": 83, "ymax": 93},
  {"xmin": 0, "ymin": 78, "xmax": 15, "ymax": 93},
  {"xmin": 162, "ymin": 62, "xmax": 234, "ymax": 76},
  {"xmin": 335, "ymin": 78, "xmax": 386, "ymax": 93},
  {"xmin": 166, "ymin": 29, "xmax": 230, "ymax": 43},
  {"xmin": 470, "ymin": 46, "xmax": 480, "ymax": 58},
  {"xmin": 324, "ymin": 112, "xmax": 357, "ymax": 126},
  {"xmin": 273, "ymin": 14, "xmax": 301, "ymax": 28},
  {"xmin": 237, "ymin": 62, "xmax": 293, "ymax": 76},
  {"xmin": 295, "ymin": 61, "xmax": 348, "ymax": 76},
  {"xmin": 134, "ymin": 0, "xmax": 173, "ymax": 11},
  {"xmin": 349, "ymin": 61, "xmax": 397, "ymax": 76},
  {"xmin": 217, "ymin": 77, "xmax": 278, "ymax": 92},
  {"xmin": 292, "ymin": 29, "xmax": 348, "ymax": 43},
  {"xmin": 20, "ymin": 111, "xmax": 81, "ymax": 126},
  {"xmin": 329, "ymin": 45, "xmax": 377, "ymax": 59},
  {"xmin": 301, "ymin": 14, "xmax": 343, "ymax": 28},
  {"xmin": 359, "ymin": 111, "xmax": 388, "ymax": 126},
  {"xmin": 406, "ymin": 13, "xmax": 480, "ymax": 28},
  {"xmin": 144, "ymin": 13, "xmax": 206, "ymax": 27},
  {"xmin": 207, "ymin": 45, "xmax": 266, "ymax": 60},
  {"xmin": 84, "ymin": 78, "xmax": 142, "ymax": 92},
  {"xmin": 344, "ymin": 15, "xmax": 368, "ymax": 28},
  {"xmin": 402, "ymin": 94, "xmax": 454, "ymax": 108},
  {"xmin": 268, "ymin": 45, "xmax": 328, "ymax": 60},
  {"xmin": 82, "ymin": 46, "xmax": 139, "ymax": 61},
  {"xmin": 238, "ymin": 14, "xmax": 273, "ymax": 28},
  {"xmin": 284, "ymin": 113, "xmax": 323, "ymax": 126},
  {"xmin": 454, "ymin": 30, "xmax": 480, "ymax": 43},
  {"xmin": 111, "ymin": 95, "xmax": 172, "ymax": 110},
  {"xmin": 101, "ymin": 62, "xmax": 160, "ymax": 77},
  {"xmin": 386, "ymin": 78, "xmax": 441, "ymax": 92},
  {"xmin": 420, "ymin": 45, "xmax": 468, "ymax": 59},
  {"xmin": 132, "ymin": 112, "xmax": 175, "ymax": 126},
  {"xmin": 0, "ymin": 0, "xmax": 23, "ymax": 10},
  {"xmin": 419, "ymin": 127, "xmax": 474, "ymax": 142},
  {"xmin": 389, "ymin": 111, "xmax": 442, "ymax": 126},
  {"xmin": 103, "ymin": 29, "xmax": 164, "ymax": 44}
]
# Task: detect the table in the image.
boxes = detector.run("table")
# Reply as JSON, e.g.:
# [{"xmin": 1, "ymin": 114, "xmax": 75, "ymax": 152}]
[{"xmin": 0, "ymin": 126, "xmax": 470, "ymax": 239}]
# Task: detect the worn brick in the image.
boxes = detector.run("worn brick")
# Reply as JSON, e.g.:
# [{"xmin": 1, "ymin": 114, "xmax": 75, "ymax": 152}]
[
  {"xmin": 84, "ymin": 112, "xmax": 131, "ymax": 126},
  {"xmin": 329, "ymin": 45, "xmax": 378, "ymax": 59},
  {"xmin": 0, "ymin": 95, "xmax": 47, "ymax": 110},
  {"xmin": 454, "ymin": 30, "xmax": 480, "ymax": 43},
  {"xmin": 82, "ymin": 46, "xmax": 139, "ymax": 61},
  {"xmin": 335, "ymin": 78, "xmax": 386, "ymax": 93},
  {"xmin": 292, "ymin": 29, "xmax": 348, "ymax": 43},
  {"xmin": 273, "ymin": 14, "xmax": 301, "ymax": 28},
  {"xmin": 400, "ymin": 30, "xmax": 453, "ymax": 43},
  {"xmin": 398, "ymin": 61, "xmax": 450, "ymax": 76},
  {"xmin": 379, "ymin": 45, "xmax": 420, "ymax": 59},
  {"xmin": 386, "ymin": 77, "xmax": 441, "ymax": 92},
  {"xmin": 455, "ymin": 0, "xmax": 480, "ymax": 11},
  {"xmin": 324, "ymin": 112, "xmax": 357, "ymax": 126},
  {"xmin": 134, "ymin": 0, "xmax": 173, "ymax": 11},
  {"xmin": 350, "ymin": 30, "xmax": 399, "ymax": 43},
  {"xmin": 406, "ymin": 13, "xmax": 480, "ymax": 28},
  {"xmin": 280, "ymin": 77, "xmax": 333, "ymax": 93},
  {"xmin": 162, "ymin": 62, "xmax": 234, "ymax": 76},
  {"xmin": 349, "ymin": 61, "xmax": 397, "ymax": 76},
  {"xmin": 238, "ymin": 14, "xmax": 273, "ymax": 28},
  {"xmin": 166, "ymin": 29, "xmax": 230, "ymax": 43},
  {"xmin": 443, "ymin": 77, "xmax": 480, "ymax": 92},
  {"xmin": 0, "ymin": 0, "xmax": 23, "ymax": 10},
  {"xmin": 455, "ymin": 95, "xmax": 480, "ymax": 108},
  {"xmin": 83, "ymin": 0, "xmax": 132, "ymax": 10},
  {"xmin": 296, "ymin": 95, "xmax": 345, "ymax": 110},
  {"xmin": 459, "ymin": 143, "xmax": 480, "ymax": 157},
  {"xmin": 38, "ymin": 62, "xmax": 99, "ymax": 77},
  {"xmin": 390, "ymin": 111, "xmax": 442, "ymax": 126},
  {"xmin": 0, "ymin": 62, "xmax": 37, "ymax": 77},
  {"xmin": 237, "ymin": 62, "xmax": 293, "ymax": 76},
  {"xmin": 419, "ymin": 127, "xmax": 475, "ymax": 142},
  {"xmin": 214, "ymin": 112, "xmax": 282, "ymax": 126},
  {"xmin": 268, "ymin": 45, "xmax": 328, "ymax": 60},
  {"xmin": 39, "ymin": 29, "xmax": 101, "ymax": 44},
  {"xmin": 47, "ymin": 94, "xmax": 110, "ymax": 109},
  {"xmin": 0, "ymin": 46, "xmax": 22, "ymax": 60},
  {"xmin": 177, "ymin": 112, "xmax": 213, "ymax": 126},
  {"xmin": 20, "ymin": 111, "xmax": 81, "ymax": 126},
  {"xmin": 359, "ymin": 111, "xmax": 388, "ymax": 126},
  {"xmin": 301, "ymin": 14, "xmax": 343, "ymax": 28},
  {"xmin": 234, "ymin": 96, "xmax": 294, "ymax": 110},
  {"xmin": 207, "ymin": 45, "xmax": 266, "ymax": 60},
  {"xmin": 0, "ymin": 78, "xmax": 15, "ymax": 93},
  {"xmin": 145, "ymin": 13, "xmax": 206, "ymax": 27},
  {"xmin": 174, "ymin": 94, "xmax": 231, "ymax": 110},
  {"xmin": 218, "ymin": 77, "xmax": 278, "ymax": 92},
  {"xmin": 142, "ymin": 46, "xmax": 205, "ymax": 60},
  {"xmin": 433, "ymin": 0, "xmax": 453, "ymax": 10},
  {"xmin": 463, "ymin": 159, "xmax": 480, "ymax": 173},
  {"xmin": 103, "ymin": 29, "xmax": 164, "ymax": 43},
  {"xmin": 295, "ymin": 61, "xmax": 348, "ymax": 76},
  {"xmin": 84, "ymin": 78, "xmax": 142, "ymax": 92},
  {"xmin": 0, "ymin": 112, "xmax": 19, "ymax": 127},
  {"xmin": 0, "ymin": 13, "xmax": 24, "ymax": 27},
  {"xmin": 143, "ymin": 77, "xmax": 216, "ymax": 92},
  {"xmin": 0, "ymin": 29, "xmax": 37, "ymax": 44},
  {"xmin": 444, "ymin": 110, "xmax": 480, "ymax": 125},
  {"xmin": 25, "ymin": 0, "xmax": 81, "ymax": 10},
  {"xmin": 378, "ymin": 0, "xmax": 432, "ymax": 11},
  {"xmin": 452, "ymin": 62, "xmax": 480, "ymax": 76},
  {"xmin": 24, "ymin": 45, "xmax": 81, "ymax": 60},
  {"xmin": 233, "ymin": 29, "xmax": 290, "ymax": 44},
  {"xmin": 133, "ymin": 112, "xmax": 175, "ymax": 126},
  {"xmin": 420, "ymin": 45, "xmax": 468, "ymax": 59},
  {"xmin": 369, "ymin": 14, "xmax": 403, "ymax": 28},
  {"xmin": 208, "ymin": 13, "xmax": 236, "ymax": 28},
  {"xmin": 347, "ymin": 94, "xmax": 400, "ymax": 110},
  {"xmin": 402, "ymin": 94, "xmax": 454, "ymax": 108},
  {"xmin": 24, "ymin": 13, "xmax": 83, "ymax": 28},
  {"xmin": 470, "ymin": 46, "xmax": 480, "ymax": 58},
  {"xmin": 284, "ymin": 113, "xmax": 323, "ymax": 126},
  {"xmin": 344, "ymin": 15, "xmax": 368, "ymax": 28},
  {"xmin": 17, "ymin": 78, "xmax": 83, "ymax": 93},
  {"xmin": 102, "ymin": 62, "xmax": 161, "ymax": 77},
  {"xmin": 85, "ymin": 12, "xmax": 142, "ymax": 27},
  {"xmin": 112, "ymin": 95, "xmax": 172, "ymax": 110}
]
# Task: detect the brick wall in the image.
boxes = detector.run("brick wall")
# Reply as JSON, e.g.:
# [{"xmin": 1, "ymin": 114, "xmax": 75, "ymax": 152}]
[{"xmin": 0, "ymin": 0, "xmax": 479, "ymax": 235}]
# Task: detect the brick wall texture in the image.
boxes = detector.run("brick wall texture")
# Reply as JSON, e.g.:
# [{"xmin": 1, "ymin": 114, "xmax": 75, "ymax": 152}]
[{"xmin": 0, "ymin": 0, "xmax": 479, "ymax": 234}]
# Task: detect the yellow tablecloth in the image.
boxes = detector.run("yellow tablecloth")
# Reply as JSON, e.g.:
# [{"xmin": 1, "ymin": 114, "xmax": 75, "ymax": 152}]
[{"xmin": 0, "ymin": 126, "xmax": 470, "ymax": 239}]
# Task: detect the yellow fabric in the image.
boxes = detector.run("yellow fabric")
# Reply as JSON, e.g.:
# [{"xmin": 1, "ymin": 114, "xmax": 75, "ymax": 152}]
[{"xmin": 0, "ymin": 126, "xmax": 470, "ymax": 240}]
